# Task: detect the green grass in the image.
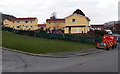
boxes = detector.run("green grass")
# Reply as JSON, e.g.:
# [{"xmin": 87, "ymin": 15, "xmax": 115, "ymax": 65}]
[{"xmin": 2, "ymin": 31, "xmax": 95, "ymax": 54}]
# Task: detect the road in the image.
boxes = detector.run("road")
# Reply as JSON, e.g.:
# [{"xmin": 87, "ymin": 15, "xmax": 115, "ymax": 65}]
[{"xmin": 2, "ymin": 48, "xmax": 118, "ymax": 72}]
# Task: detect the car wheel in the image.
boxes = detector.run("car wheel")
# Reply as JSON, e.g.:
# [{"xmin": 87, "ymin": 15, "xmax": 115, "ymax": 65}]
[
  {"xmin": 112, "ymin": 46, "xmax": 114, "ymax": 49},
  {"xmin": 105, "ymin": 47, "xmax": 111, "ymax": 50}
]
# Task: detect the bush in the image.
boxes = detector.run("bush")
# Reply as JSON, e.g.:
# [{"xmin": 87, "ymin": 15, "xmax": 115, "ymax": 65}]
[{"xmin": 93, "ymin": 30, "xmax": 107, "ymax": 36}]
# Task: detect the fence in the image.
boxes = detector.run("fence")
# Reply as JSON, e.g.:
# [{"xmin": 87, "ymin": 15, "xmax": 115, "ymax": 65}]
[{"xmin": 2, "ymin": 27, "xmax": 102, "ymax": 44}]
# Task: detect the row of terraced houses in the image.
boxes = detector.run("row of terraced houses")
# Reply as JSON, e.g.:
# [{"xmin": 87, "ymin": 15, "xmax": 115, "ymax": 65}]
[{"xmin": 3, "ymin": 9, "xmax": 91, "ymax": 34}]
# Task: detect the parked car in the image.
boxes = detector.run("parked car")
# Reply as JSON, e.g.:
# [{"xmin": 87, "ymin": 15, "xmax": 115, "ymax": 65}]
[
  {"xmin": 105, "ymin": 30, "xmax": 113, "ymax": 35},
  {"xmin": 112, "ymin": 34, "xmax": 120, "ymax": 42}
]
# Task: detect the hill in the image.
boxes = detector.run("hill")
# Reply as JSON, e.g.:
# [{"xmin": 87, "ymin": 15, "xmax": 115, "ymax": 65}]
[{"xmin": 1, "ymin": 12, "xmax": 16, "ymax": 25}]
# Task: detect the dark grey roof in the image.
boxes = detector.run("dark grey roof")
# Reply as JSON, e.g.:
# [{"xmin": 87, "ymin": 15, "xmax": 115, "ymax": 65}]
[{"xmin": 73, "ymin": 9, "xmax": 85, "ymax": 16}]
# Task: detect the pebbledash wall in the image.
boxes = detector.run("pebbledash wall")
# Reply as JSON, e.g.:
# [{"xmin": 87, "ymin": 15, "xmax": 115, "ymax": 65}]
[
  {"xmin": 46, "ymin": 19, "xmax": 65, "ymax": 30},
  {"xmin": 3, "ymin": 18, "xmax": 39, "ymax": 31}
]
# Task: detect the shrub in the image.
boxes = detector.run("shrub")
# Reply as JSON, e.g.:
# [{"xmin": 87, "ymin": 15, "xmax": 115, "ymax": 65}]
[{"xmin": 93, "ymin": 30, "xmax": 107, "ymax": 36}]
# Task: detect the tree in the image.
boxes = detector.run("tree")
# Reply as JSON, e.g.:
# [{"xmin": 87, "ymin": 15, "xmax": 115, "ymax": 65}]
[{"xmin": 50, "ymin": 12, "xmax": 57, "ymax": 19}]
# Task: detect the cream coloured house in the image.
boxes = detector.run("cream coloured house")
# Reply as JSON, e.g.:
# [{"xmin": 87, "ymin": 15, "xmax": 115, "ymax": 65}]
[
  {"xmin": 3, "ymin": 18, "xmax": 38, "ymax": 30},
  {"xmin": 64, "ymin": 9, "xmax": 90, "ymax": 34}
]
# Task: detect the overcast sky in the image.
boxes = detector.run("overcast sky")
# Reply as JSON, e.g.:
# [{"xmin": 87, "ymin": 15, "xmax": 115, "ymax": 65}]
[{"xmin": 0, "ymin": 0, "xmax": 119, "ymax": 24}]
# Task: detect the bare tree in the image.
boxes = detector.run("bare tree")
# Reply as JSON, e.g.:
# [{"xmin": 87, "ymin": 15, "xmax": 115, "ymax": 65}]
[{"xmin": 50, "ymin": 12, "xmax": 57, "ymax": 19}]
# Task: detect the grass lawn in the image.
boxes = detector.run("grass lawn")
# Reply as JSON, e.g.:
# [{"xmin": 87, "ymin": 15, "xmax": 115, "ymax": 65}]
[{"xmin": 2, "ymin": 31, "xmax": 95, "ymax": 54}]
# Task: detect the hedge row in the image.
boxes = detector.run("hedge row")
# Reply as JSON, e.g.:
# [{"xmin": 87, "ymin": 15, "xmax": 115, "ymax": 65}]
[{"xmin": 2, "ymin": 27, "xmax": 102, "ymax": 44}]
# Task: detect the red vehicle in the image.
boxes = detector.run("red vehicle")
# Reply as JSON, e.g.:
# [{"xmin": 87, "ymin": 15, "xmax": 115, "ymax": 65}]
[{"xmin": 96, "ymin": 35, "xmax": 118, "ymax": 50}]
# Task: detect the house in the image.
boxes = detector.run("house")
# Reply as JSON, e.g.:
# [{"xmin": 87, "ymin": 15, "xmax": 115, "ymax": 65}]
[
  {"xmin": 46, "ymin": 9, "xmax": 90, "ymax": 34},
  {"xmin": 104, "ymin": 21, "xmax": 120, "ymax": 34},
  {"xmin": 38, "ymin": 24, "xmax": 46, "ymax": 30},
  {"xmin": 90, "ymin": 24, "xmax": 104, "ymax": 30},
  {"xmin": 46, "ymin": 19, "xmax": 65, "ymax": 30},
  {"xmin": 3, "ymin": 17, "xmax": 38, "ymax": 30},
  {"xmin": 64, "ymin": 9, "xmax": 90, "ymax": 34}
]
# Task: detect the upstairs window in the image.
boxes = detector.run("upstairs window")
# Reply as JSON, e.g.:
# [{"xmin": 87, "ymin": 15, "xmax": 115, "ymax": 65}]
[
  {"xmin": 53, "ymin": 22, "xmax": 57, "ymax": 24},
  {"xmin": 17, "ymin": 21, "xmax": 20, "ymax": 23},
  {"xmin": 72, "ymin": 19, "xmax": 76, "ymax": 23},
  {"xmin": 24, "ymin": 26, "xmax": 28, "ymax": 28},
  {"xmin": 25, "ymin": 21, "xmax": 28, "ymax": 23},
  {"xmin": 30, "ymin": 21, "xmax": 33, "ymax": 23}
]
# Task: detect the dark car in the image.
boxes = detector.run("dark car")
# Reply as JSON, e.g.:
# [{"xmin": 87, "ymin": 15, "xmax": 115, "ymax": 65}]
[{"xmin": 112, "ymin": 34, "xmax": 120, "ymax": 42}]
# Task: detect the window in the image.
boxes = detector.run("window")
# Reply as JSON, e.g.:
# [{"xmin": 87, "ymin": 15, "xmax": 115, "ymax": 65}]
[
  {"xmin": 25, "ymin": 21, "xmax": 28, "ymax": 23},
  {"xmin": 17, "ymin": 26, "xmax": 20, "ymax": 28},
  {"xmin": 48, "ymin": 22, "xmax": 51, "ymax": 24},
  {"xmin": 30, "ymin": 21, "xmax": 32, "ymax": 23},
  {"xmin": 61, "ymin": 27, "xmax": 64, "ymax": 30},
  {"xmin": 16, "ymin": 21, "xmax": 20, "ymax": 23},
  {"xmin": 62, "ymin": 22, "xmax": 65, "ymax": 24},
  {"xmin": 53, "ymin": 22, "xmax": 57, "ymax": 24},
  {"xmin": 72, "ymin": 19, "xmax": 76, "ymax": 23},
  {"xmin": 76, "ymin": 28, "xmax": 80, "ymax": 33},
  {"xmin": 24, "ymin": 26, "xmax": 28, "ymax": 28},
  {"xmin": 13, "ymin": 21, "xmax": 15, "ymax": 23},
  {"xmin": 53, "ymin": 27, "xmax": 57, "ymax": 30}
]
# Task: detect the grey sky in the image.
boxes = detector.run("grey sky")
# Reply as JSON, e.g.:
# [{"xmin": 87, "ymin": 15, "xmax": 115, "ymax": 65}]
[{"xmin": 0, "ymin": 0, "xmax": 119, "ymax": 24}]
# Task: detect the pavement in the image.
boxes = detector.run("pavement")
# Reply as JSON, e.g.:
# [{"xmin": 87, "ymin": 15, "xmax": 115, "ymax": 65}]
[
  {"xmin": 2, "ymin": 47, "xmax": 105, "ymax": 58},
  {"xmin": 3, "ymin": 41, "xmax": 120, "ymax": 58},
  {"xmin": 47, "ymin": 48, "xmax": 104, "ymax": 57}
]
